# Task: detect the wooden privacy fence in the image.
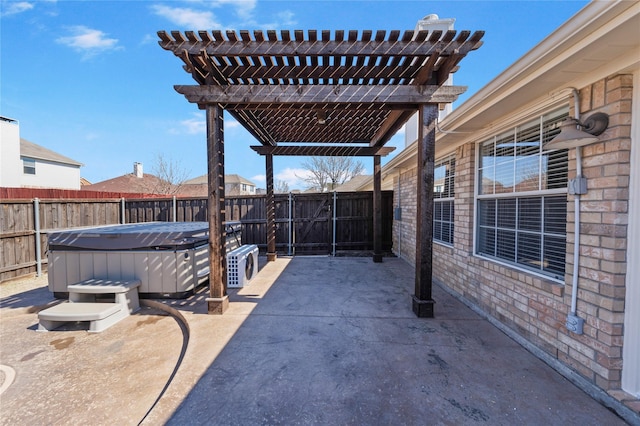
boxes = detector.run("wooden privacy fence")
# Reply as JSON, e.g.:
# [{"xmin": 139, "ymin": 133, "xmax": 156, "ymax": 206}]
[
  {"xmin": 0, "ymin": 191, "xmax": 393, "ymax": 282},
  {"xmin": 225, "ymin": 192, "xmax": 394, "ymax": 255}
]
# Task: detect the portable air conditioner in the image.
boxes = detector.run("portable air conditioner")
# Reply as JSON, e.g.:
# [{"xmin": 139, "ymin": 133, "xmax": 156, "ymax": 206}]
[{"xmin": 226, "ymin": 244, "xmax": 259, "ymax": 288}]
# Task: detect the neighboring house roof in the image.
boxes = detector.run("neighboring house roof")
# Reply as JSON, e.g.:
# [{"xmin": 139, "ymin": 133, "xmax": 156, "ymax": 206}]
[
  {"xmin": 183, "ymin": 175, "xmax": 207, "ymax": 185},
  {"xmin": 20, "ymin": 138, "xmax": 83, "ymax": 167},
  {"xmin": 184, "ymin": 174, "xmax": 255, "ymax": 186},
  {"xmin": 176, "ymin": 183, "xmax": 208, "ymax": 197},
  {"xmin": 333, "ymin": 175, "xmax": 372, "ymax": 192},
  {"xmin": 80, "ymin": 177, "xmax": 92, "ymax": 186},
  {"xmin": 225, "ymin": 174, "xmax": 255, "ymax": 186},
  {"xmin": 83, "ymin": 173, "xmax": 172, "ymax": 194}
]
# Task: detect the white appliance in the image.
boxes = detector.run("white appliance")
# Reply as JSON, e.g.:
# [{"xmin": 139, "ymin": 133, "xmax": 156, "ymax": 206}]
[{"xmin": 226, "ymin": 244, "xmax": 259, "ymax": 288}]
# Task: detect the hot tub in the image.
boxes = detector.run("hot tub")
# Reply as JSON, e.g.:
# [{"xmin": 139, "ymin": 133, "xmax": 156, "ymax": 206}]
[{"xmin": 47, "ymin": 221, "xmax": 239, "ymax": 299}]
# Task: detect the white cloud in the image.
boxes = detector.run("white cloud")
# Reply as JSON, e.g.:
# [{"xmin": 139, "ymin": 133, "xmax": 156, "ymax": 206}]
[
  {"xmin": 261, "ymin": 10, "xmax": 296, "ymax": 28},
  {"xmin": 251, "ymin": 174, "xmax": 266, "ymax": 183},
  {"xmin": 1, "ymin": 1, "xmax": 33, "ymax": 17},
  {"xmin": 179, "ymin": 113, "xmax": 206, "ymax": 134},
  {"xmin": 85, "ymin": 132, "xmax": 99, "ymax": 141},
  {"xmin": 56, "ymin": 26, "xmax": 121, "ymax": 59},
  {"xmin": 276, "ymin": 167, "xmax": 313, "ymax": 190},
  {"xmin": 212, "ymin": 0, "xmax": 256, "ymax": 20},
  {"xmin": 152, "ymin": 1, "xmax": 294, "ymax": 31},
  {"xmin": 139, "ymin": 33, "xmax": 156, "ymax": 46},
  {"xmin": 151, "ymin": 5, "xmax": 220, "ymax": 29},
  {"xmin": 169, "ymin": 113, "xmax": 239, "ymax": 136}
]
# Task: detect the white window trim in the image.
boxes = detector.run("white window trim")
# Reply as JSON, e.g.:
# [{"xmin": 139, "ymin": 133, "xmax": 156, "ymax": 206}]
[
  {"xmin": 472, "ymin": 108, "xmax": 569, "ymax": 284},
  {"xmin": 23, "ymin": 158, "xmax": 36, "ymax": 175},
  {"xmin": 434, "ymin": 196, "xmax": 455, "ymax": 248},
  {"xmin": 434, "ymin": 154, "xmax": 455, "ymax": 246}
]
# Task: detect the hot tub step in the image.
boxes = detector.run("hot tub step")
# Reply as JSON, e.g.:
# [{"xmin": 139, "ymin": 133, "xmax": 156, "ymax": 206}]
[
  {"xmin": 37, "ymin": 302, "xmax": 126, "ymax": 333},
  {"xmin": 67, "ymin": 279, "xmax": 141, "ymax": 314}
]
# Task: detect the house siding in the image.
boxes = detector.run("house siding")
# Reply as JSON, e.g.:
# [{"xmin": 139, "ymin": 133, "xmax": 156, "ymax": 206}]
[{"xmin": 393, "ymin": 74, "xmax": 634, "ymax": 399}]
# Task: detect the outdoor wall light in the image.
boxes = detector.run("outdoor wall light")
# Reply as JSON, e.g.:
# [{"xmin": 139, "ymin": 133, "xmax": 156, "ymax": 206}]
[{"xmin": 545, "ymin": 112, "xmax": 609, "ymax": 150}]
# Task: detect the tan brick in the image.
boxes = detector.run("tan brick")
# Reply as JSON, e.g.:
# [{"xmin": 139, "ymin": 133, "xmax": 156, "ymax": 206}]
[
  {"xmin": 558, "ymin": 331, "xmax": 595, "ymax": 359},
  {"xmin": 598, "ymin": 309, "xmax": 625, "ymax": 324},
  {"xmin": 595, "ymin": 373, "xmax": 619, "ymax": 390},
  {"xmin": 603, "ymin": 187, "xmax": 629, "ymax": 201},
  {"xmin": 602, "ymin": 213, "xmax": 628, "ymax": 225},
  {"xmin": 601, "ymin": 260, "xmax": 627, "ymax": 274},
  {"xmin": 606, "ymin": 74, "xmax": 633, "ymax": 90},
  {"xmin": 605, "ymin": 100, "xmax": 633, "ymax": 118},
  {"xmin": 581, "ymin": 267, "xmax": 614, "ymax": 285},
  {"xmin": 591, "ymin": 80, "xmax": 606, "ymax": 108},
  {"xmin": 623, "ymin": 400, "xmax": 640, "ymax": 413},
  {"xmin": 606, "ymin": 86, "xmax": 634, "ymax": 104}
]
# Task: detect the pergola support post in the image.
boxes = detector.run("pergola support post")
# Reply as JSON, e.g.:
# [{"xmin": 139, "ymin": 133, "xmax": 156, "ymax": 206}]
[
  {"xmin": 412, "ymin": 103, "xmax": 437, "ymax": 318},
  {"xmin": 205, "ymin": 104, "xmax": 229, "ymax": 314},
  {"xmin": 373, "ymin": 155, "xmax": 383, "ymax": 263},
  {"xmin": 266, "ymin": 153, "xmax": 277, "ymax": 261}
]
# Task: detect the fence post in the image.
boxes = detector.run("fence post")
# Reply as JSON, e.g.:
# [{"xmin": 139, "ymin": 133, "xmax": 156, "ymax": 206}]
[
  {"xmin": 172, "ymin": 196, "xmax": 177, "ymax": 222},
  {"xmin": 33, "ymin": 198, "xmax": 42, "ymax": 277},
  {"xmin": 332, "ymin": 191, "xmax": 337, "ymax": 256},
  {"xmin": 288, "ymin": 192, "xmax": 293, "ymax": 256},
  {"xmin": 120, "ymin": 198, "xmax": 126, "ymax": 224}
]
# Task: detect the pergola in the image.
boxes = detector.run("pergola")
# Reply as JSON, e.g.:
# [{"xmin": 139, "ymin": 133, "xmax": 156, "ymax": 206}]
[{"xmin": 158, "ymin": 28, "xmax": 483, "ymax": 317}]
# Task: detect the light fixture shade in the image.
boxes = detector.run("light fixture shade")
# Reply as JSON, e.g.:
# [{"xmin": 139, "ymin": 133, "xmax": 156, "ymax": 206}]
[{"xmin": 544, "ymin": 117, "xmax": 599, "ymax": 150}]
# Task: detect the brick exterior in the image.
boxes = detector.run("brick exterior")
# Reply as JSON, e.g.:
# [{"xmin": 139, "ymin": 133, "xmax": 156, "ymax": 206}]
[{"xmin": 393, "ymin": 74, "xmax": 634, "ymax": 404}]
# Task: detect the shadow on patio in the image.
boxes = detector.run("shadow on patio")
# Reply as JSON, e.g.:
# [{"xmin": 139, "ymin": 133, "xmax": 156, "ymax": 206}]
[{"xmin": 144, "ymin": 256, "xmax": 625, "ymax": 425}]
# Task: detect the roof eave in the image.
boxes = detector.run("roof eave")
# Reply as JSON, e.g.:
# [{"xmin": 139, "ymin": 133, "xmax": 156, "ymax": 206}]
[{"xmin": 439, "ymin": 0, "xmax": 640, "ymax": 135}]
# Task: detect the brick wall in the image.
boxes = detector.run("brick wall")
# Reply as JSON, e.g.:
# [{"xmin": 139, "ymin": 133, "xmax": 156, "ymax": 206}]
[
  {"xmin": 392, "ymin": 168, "xmax": 417, "ymax": 264},
  {"xmin": 394, "ymin": 74, "xmax": 633, "ymax": 397}
]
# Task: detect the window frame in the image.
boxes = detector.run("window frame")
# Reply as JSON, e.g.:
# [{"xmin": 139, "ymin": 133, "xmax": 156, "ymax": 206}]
[
  {"xmin": 473, "ymin": 107, "xmax": 569, "ymax": 282},
  {"xmin": 23, "ymin": 158, "xmax": 36, "ymax": 175},
  {"xmin": 433, "ymin": 154, "xmax": 455, "ymax": 246}
]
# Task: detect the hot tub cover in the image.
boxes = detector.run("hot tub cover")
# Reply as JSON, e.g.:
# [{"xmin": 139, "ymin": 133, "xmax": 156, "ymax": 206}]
[{"xmin": 48, "ymin": 222, "xmax": 211, "ymax": 251}]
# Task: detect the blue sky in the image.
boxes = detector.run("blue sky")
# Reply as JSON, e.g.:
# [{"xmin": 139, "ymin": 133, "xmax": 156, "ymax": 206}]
[{"xmin": 1, "ymin": 0, "xmax": 588, "ymax": 190}]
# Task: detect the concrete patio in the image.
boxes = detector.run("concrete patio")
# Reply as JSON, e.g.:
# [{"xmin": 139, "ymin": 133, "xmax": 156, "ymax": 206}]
[{"xmin": 0, "ymin": 256, "xmax": 635, "ymax": 425}]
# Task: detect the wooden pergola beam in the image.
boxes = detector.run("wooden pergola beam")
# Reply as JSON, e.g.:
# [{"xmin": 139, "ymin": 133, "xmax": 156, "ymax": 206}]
[
  {"xmin": 158, "ymin": 31, "xmax": 484, "ymax": 57},
  {"xmin": 369, "ymin": 110, "xmax": 417, "ymax": 148},
  {"xmin": 250, "ymin": 145, "xmax": 395, "ymax": 157},
  {"xmin": 175, "ymin": 85, "xmax": 466, "ymax": 106}
]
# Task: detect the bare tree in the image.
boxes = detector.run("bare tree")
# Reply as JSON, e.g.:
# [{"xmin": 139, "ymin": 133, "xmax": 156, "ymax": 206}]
[
  {"xmin": 148, "ymin": 153, "xmax": 190, "ymax": 195},
  {"xmin": 299, "ymin": 157, "xmax": 365, "ymax": 192},
  {"xmin": 275, "ymin": 180, "xmax": 290, "ymax": 193}
]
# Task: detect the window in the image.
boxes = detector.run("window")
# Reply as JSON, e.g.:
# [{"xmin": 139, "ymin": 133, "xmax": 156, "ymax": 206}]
[
  {"xmin": 23, "ymin": 158, "xmax": 36, "ymax": 175},
  {"xmin": 476, "ymin": 108, "xmax": 568, "ymax": 280},
  {"xmin": 434, "ymin": 154, "xmax": 455, "ymax": 245}
]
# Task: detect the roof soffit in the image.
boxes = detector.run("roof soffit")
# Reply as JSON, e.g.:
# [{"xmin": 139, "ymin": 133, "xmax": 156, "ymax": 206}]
[{"xmin": 438, "ymin": 1, "xmax": 639, "ymax": 136}]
